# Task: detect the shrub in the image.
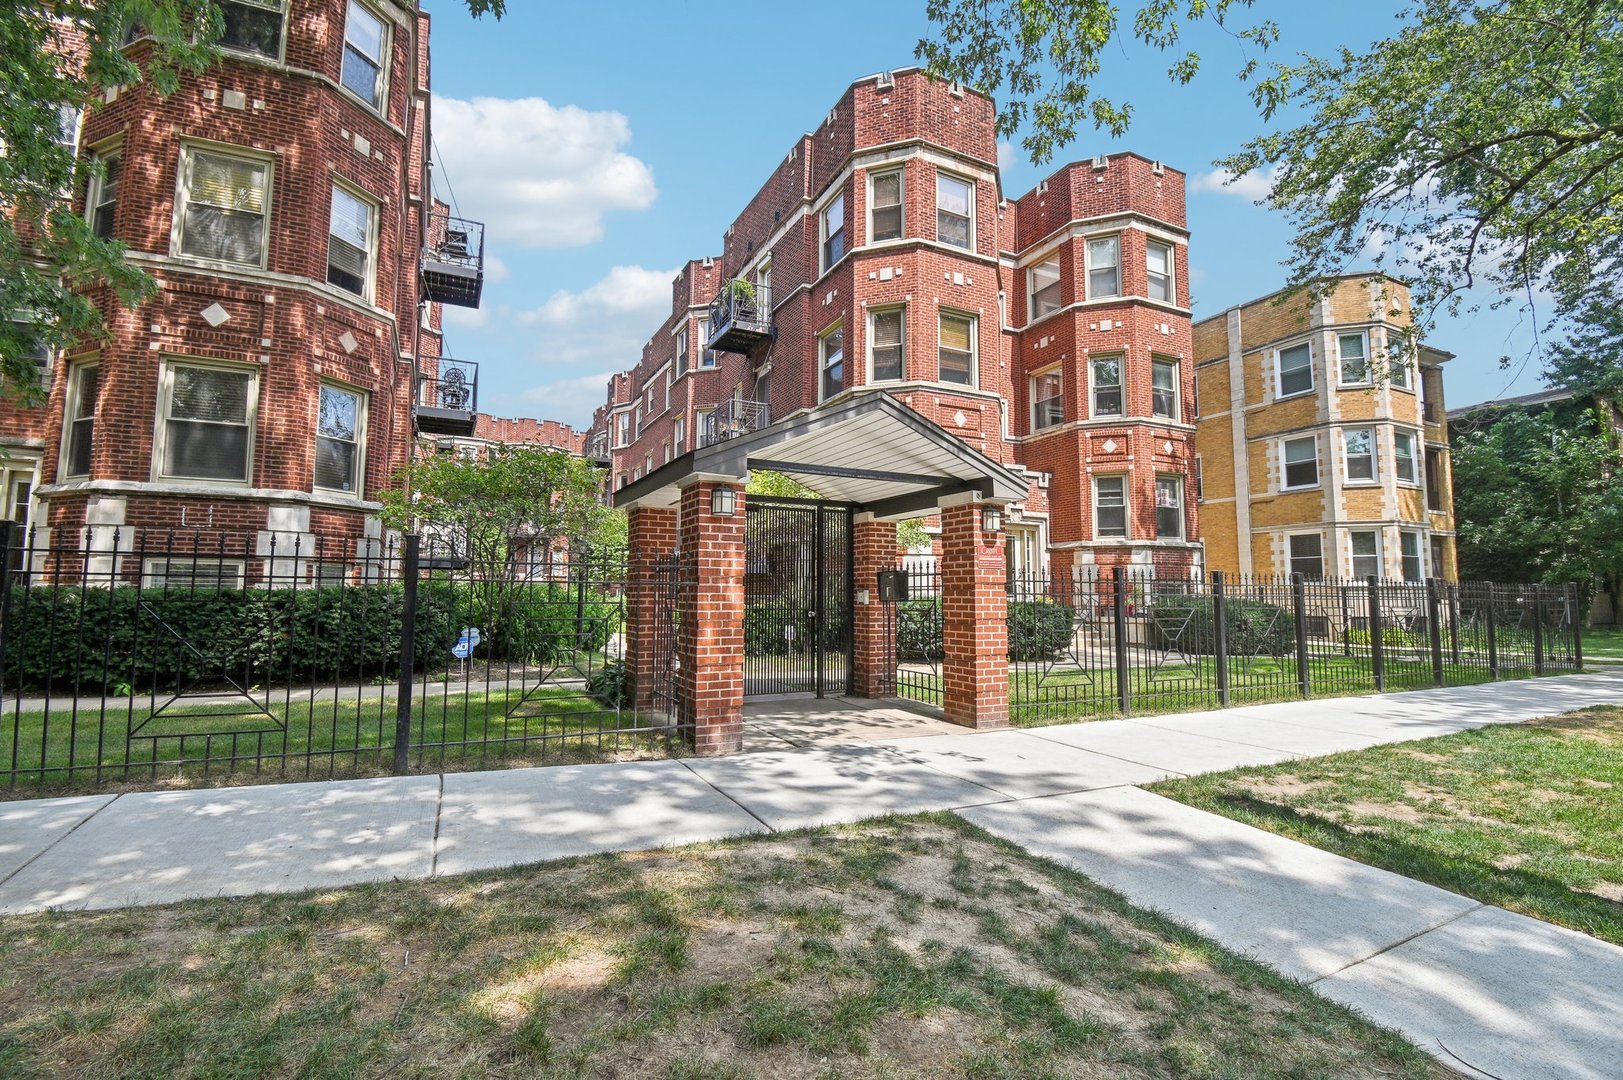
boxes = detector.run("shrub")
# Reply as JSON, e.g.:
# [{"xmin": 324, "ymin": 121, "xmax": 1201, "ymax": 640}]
[
  {"xmin": 1147, "ymin": 594, "xmax": 1295, "ymax": 657},
  {"xmin": 586, "ymin": 658, "xmax": 628, "ymax": 708},
  {"xmin": 895, "ymin": 597, "xmax": 943, "ymax": 662},
  {"xmin": 1007, "ymin": 598, "xmax": 1075, "ymax": 661},
  {"xmin": 1348, "ymin": 626, "xmax": 1429, "ymax": 650}
]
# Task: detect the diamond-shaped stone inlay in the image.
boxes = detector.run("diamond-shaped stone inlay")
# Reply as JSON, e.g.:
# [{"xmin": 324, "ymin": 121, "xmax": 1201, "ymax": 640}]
[
  {"xmin": 1164, "ymin": 440, "xmax": 1174, "ymax": 453},
  {"xmin": 199, "ymin": 303, "xmax": 230, "ymax": 327},
  {"xmin": 954, "ymin": 410, "xmax": 967, "ymax": 427},
  {"xmin": 1102, "ymin": 439, "xmax": 1119, "ymax": 453},
  {"xmin": 338, "ymin": 331, "xmax": 358, "ymax": 354}
]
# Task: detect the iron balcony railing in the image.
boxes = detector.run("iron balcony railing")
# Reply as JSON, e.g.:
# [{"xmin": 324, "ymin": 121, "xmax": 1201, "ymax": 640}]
[
  {"xmin": 705, "ymin": 280, "xmax": 773, "ymax": 353},
  {"xmin": 585, "ymin": 431, "xmax": 612, "ymax": 465},
  {"xmin": 702, "ymin": 398, "xmax": 770, "ymax": 447},
  {"xmin": 422, "ymin": 210, "xmax": 485, "ymax": 308},
  {"xmin": 416, "ymin": 357, "xmax": 478, "ymax": 436}
]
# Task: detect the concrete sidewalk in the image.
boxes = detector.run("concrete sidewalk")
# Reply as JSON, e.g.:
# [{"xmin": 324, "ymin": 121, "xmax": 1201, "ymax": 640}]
[{"xmin": 1, "ymin": 671, "xmax": 1620, "ymax": 1078}]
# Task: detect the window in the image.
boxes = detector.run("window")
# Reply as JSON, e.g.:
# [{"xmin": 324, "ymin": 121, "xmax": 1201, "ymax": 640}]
[
  {"xmin": 1400, "ymin": 531, "xmax": 1424, "ymax": 581},
  {"xmin": 1277, "ymin": 342, "xmax": 1313, "ymax": 397},
  {"xmin": 1282, "ymin": 435, "xmax": 1319, "ymax": 489},
  {"xmin": 938, "ymin": 311, "xmax": 974, "ymax": 385},
  {"xmin": 870, "ymin": 169, "xmax": 903, "ymax": 242},
  {"xmin": 634, "ymin": 402, "xmax": 642, "ymax": 436},
  {"xmin": 1426, "ymin": 448, "xmax": 1445, "ymax": 511},
  {"xmin": 936, "ymin": 173, "xmax": 972, "ymax": 248},
  {"xmin": 1389, "ymin": 350, "xmax": 1412, "ymax": 389},
  {"xmin": 315, "ymin": 563, "xmax": 350, "ymax": 588},
  {"xmin": 315, "ymin": 384, "xmax": 364, "ymax": 493},
  {"xmin": 615, "ymin": 412, "xmax": 632, "ymax": 447},
  {"xmin": 1394, "ymin": 430, "xmax": 1418, "ymax": 483},
  {"xmin": 1338, "ymin": 333, "xmax": 1369, "ymax": 384},
  {"xmin": 662, "ymin": 440, "xmax": 670, "ymax": 465},
  {"xmin": 1091, "ymin": 357, "xmax": 1122, "ymax": 416},
  {"xmin": 1151, "ymin": 359, "xmax": 1178, "ymax": 419},
  {"xmin": 1095, "ymin": 476, "xmax": 1127, "ymax": 538},
  {"xmin": 1146, "ymin": 240, "xmax": 1173, "ymax": 303},
  {"xmin": 143, "ymin": 558, "xmax": 245, "ymax": 591},
  {"xmin": 9, "ymin": 323, "xmax": 51, "ymax": 372},
  {"xmin": 341, "ymin": 0, "xmax": 387, "ymax": 111},
  {"xmin": 821, "ymin": 191, "xmax": 846, "ymax": 269},
  {"xmin": 1031, "ymin": 369, "xmax": 1063, "ymax": 431},
  {"xmin": 1350, "ymin": 531, "xmax": 1381, "ymax": 579},
  {"xmin": 673, "ymin": 416, "xmax": 685, "ymax": 457},
  {"xmin": 754, "ymin": 368, "xmax": 771, "ymax": 408},
  {"xmin": 695, "ymin": 407, "xmax": 714, "ymax": 448},
  {"xmin": 219, "ymin": 0, "xmax": 284, "ymax": 59},
  {"xmin": 1029, "ymin": 257, "xmax": 1061, "ymax": 320},
  {"xmin": 664, "ymin": 369, "xmax": 672, "ymax": 411},
  {"xmin": 869, "ymin": 308, "xmax": 904, "ymax": 381},
  {"xmin": 62, "ymin": 364, "xmax": 98, "ymax": 478},
  {"xmin": 87, "ymin": 149, "xmax": 119, "ymax": 239},
  {"xmin": 820, "ymin": 324, "xmax": 844, "ymax": 401},
  {"xmin": 1344, "ymin": 428, "xmax": 1377, "ymax": 481},
  {"xmin": 54, "ymin": 105, "xmax": 81, "ymax": 152},
  {"xmin": 326, "ymin": 184, "xmax": 375, "ymax": 297},
  {"xmin": 1289, "ymin": 534, "xmax": 1325, "ymax": 580},
  {"xmin": 1155, "ymin": 476, "xmax": 1184, "ymax": 539},
  {"xmin": 1430, "ymin": 535, "xmax": 1446, "ymax": 578},
  {"xmin": 675, "ymin": 327, "xmax": 688, "ymax": 375},
  {"xmin": 177, "ymin": 147, "xmax": 270, "ymax": 266},
  {"xmin": 1086, "ymin": 236, "xmax": 1120, "ymax": 298},
  {"xmin": 698, "ymin": 318, "xmax": 717, "ymax": 368},
  {"xmin": 158, "ymin": 363, "xmax": 256, "ymax": 483}
]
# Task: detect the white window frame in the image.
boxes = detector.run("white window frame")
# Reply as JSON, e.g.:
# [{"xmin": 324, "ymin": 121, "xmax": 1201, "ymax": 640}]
[
  {"xmin": 819, "ymin": 322, "xmax": 845, "ymax": 402},
  {"xmin": 1350, "ymin": 530, "xmax": 1382, "ymax": 579},
  {"xmin": 868, "ymin": 167, "xmax": 904, "ymax": 243},
  {"xmin": 1281, "ymin": 434, "xmax": 1319, "ymax": 490},
  {"xmin": 326, "ymin": 179, "xmax": 379, "ymax": 301},
  {"xmin": 340, "ymin": 0, "xmax": 390, "ymax": 114},
  {"xmin": 1091, "ymin": 356, "xmax": 1123, "ymax": 417},
  {"xmin": 1338, "ymin": 332, "xmax": 1370, "ymax": 385},
  {"xmin": 820, "ymin": 190, "xmax": 846, "ymax": 272},
  {"xmin": 1287, "ymin": 532, "xmax": 1325, "ymax": 581},
  {"xmin": 1393, "ymin": 429, "xmax": 1419, "ymax": 485},
  {"xmin": 1400, "ymin": 530, "xmax": 1425, "ymax": 581},
  {"xmin": 937, "ymin": 310, "xmax": 976, "ymax": 386},
  {"xmin": 674, "ymin": 325, "xmax": 689, "ymax": 375},
  {"xmin": 1028, "ymin": 255, "xmax": 1062, "ymax": 322},
  {"xmin": 1151, "ymin": 358, "xmax": 1179, "ymax": 420},
  {"xmin": 86, "ymin": 143, "xmax": 121, "ymax": 240},
  {"xmin": 1094, "ymin": 475, "xmax": 1129, "ymax": 539},
  {"xmin": 615, "ymin": 411, "xmax": 632, "ymax": 448},
  {"xmin": 1155, "ymin": 475, "xmax": 1185, "ymax": 539},
  {"xmin": 1146, "ymin": 239, "xmax": 1174, "ymax": 304},
  {"xmin": 697, "ymin": 317, "xmax": 717, "ymax": 368},
  {"xmin": 1030, "ymin": 366, "xmax": 1063, "ymax": 432},
  {"xmin": 60, "ymin": 361, "xmax": 99, "ymax": 479},
  {"xmin": 935, "ymin": 172, "xmax": 973, "ymax": 250},
  {"xmin": 1086, "ymin": 235, "xmax": 1120, "ymax": 299},
  {"xmin": 673, "ymin": 416, "xmax": 685, "ymax": 457},
  {"xmin": 217, "ymin": 0, "xmax": 287, "ymax": 63},
  {"xmin": 1388, "ymin": 347, "xmax": 1414, "ymax": 390},
  {"xmin": 1344, "ymin": 427, "xmax": 1378, "ymax": 483},
  {"xmin": 314, "ymin": 382, "xmax": 367, "ymax": 495},
  {"xmin": 1276, "ymin": 341, "xmax": 1314, "ymax": 398},
  {"xmin": 695, "ymin": 407, "xmax": 714, "ymax": 448},
  {"xmin": 172, "ymin": 142, "xmax": 273, "ymax": 269},
  {"xmin": 153, "ymin": 359, "xmax": 259, "ymax": 486},
  {"xmin": 867, "ymin": 306, "xmax": 905, "ymax": 383},
  {"xmin": 142, "ymin": 557, "xmax": 246, "ymax": 591}
]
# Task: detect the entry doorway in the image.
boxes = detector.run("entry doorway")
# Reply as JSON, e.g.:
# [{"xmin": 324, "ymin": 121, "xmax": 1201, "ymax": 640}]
[{"xmin": 743, "ymin": 496, "xmax": 852, "ymax": 697}]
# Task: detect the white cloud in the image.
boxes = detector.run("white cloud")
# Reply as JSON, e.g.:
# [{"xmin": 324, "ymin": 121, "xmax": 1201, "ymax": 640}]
[
  {"xmin": 431, "ymin": 95, "xmax": 657, "ymax": 248},
  {"xmin": 518, "ymin": 371, "xmax": 624, "ymax": 430},
  {"xmin": 997, "ymin": 139, "xmax": 1018, "ymax": 173},
  {"xmin": 1190, "ymin": 166, "xmax": 1278, "ymax": 201},
  {"xmin": 519, "ymin": 264, "xmax": 677, "ymax": 327},
  {"xmin": 484, "ymin": 254, "xmax": 510, "ymax": 285}
]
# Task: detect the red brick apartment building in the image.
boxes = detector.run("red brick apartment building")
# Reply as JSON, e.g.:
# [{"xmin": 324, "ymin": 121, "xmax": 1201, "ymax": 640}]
[
  {"xmin": 1, "ymin": 0, "xmax": 485, "ymax": 582},
  {"xmin": 588, "ymin": 68, "xmax": 1200, "ymax": 582}
]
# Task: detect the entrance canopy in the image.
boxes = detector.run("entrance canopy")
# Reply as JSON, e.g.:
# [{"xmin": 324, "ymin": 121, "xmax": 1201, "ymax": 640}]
[{"xmin": 615, "ymin": 393, "xmax": 1028, "ymax": 519}]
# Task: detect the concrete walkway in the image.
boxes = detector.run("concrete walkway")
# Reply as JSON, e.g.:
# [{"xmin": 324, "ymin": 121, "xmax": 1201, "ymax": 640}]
[{"xmin": 2, "ymin": 672, "xmax": 1621, "ymax": 1078}]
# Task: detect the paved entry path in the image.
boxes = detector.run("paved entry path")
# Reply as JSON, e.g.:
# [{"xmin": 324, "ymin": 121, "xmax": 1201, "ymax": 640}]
[{"xmin": 2, "ymin": 672, "xmax": 1621, "ymax": 1078}]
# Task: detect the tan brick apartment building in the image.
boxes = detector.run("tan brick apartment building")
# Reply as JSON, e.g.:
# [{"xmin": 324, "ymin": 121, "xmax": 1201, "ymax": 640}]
[
  {"xmin": 589, "ymin": 68, "xmax": 1202, "ymax": 583},
  {"xmin": 1193, "ymin": 276, "xmax": 1457, "ymax": 582},
  {"xmin": 1, "ymin": 0, "xmax": 485, "ymax": 581}
]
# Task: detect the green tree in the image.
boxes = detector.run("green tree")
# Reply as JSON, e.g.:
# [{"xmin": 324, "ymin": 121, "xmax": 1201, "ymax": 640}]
[
  {"xmin": 1, "ymin": 0, "xmax": 504, "ymax": 399},
  {"xmin": 1545, "ymin": 304, "xmax": 1623, "ymax": 398},
  {"xmin": 746, "ymin": 469, "xmax": 930, "ymax": 548}
]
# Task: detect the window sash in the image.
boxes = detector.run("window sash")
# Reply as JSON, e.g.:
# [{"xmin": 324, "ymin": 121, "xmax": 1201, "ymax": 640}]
[
  {"xmin": 1283, "ymin": 436, "xmax": 1318, "ymax": 488},
  {"xmin": 1338, "ymin": 333, "xmax": 1369, "ymax": 384},
  {"xmin": 1092, "ymin": 358, "xmax": 1122, "ymax": 416},
  {"xmin": 1151, "ymin": 360, "xmax": 1178, "ymax": 418},
  {"xmin": 936, "ymin": 175, "xmax": 971, "ymax": 248},
  {"xmin": 1087, "ymin": 237, "xmax": 1119, "ymax": 298},
  {"xmin": 64, "ymin": 366, "xmax": 98, "ymax": 477},
  {"xmin": 1288, "ymin": 535, "xmax": 1325, "ymax": 580},
  {"xmin": 1390, "ymin": 354, "xmax": 1412, "ymax": 388},
  {"xmin": 327, "ymin": 186, "xmax": 373, "ymax": 295},
  {"xmin": 698, "ymin": 318, "xmax": 716, "ymax": 367},
  {"xmin": 219, "ymin": 0, "xmax": 284, "ymax": 58},
  {"xmin": 315, "ymin": 386, "xmax": 362, "ymax": 492},
  {"xmin": 1350, "ymin": 532, "xmax": 1381, "ymax": 578},
  {"xmin": 1146, "ymin": 241, "xmax": 1173, "ymax": 302},
  {"xmin": 822, "ymin": 192, "xmax": 846, "ymax": 267},
  {"xmin": 1029, "ymin": 259, "xmax": 1061, "ymax": 319},
  {"xmin": 90, "ymin": 153, "xmax": 119, "ymax": 239},
  {"xmin": 163, "ymin": 367, "xmax": 253, "ymax": 482},
  {"xmin": 342, "ymin": 0, "xmax": 385, "ymax": 108},
  {"xmin": 1032, "ymin": 370, "xmax": 1063, "ymax": 430},
  {"xmin": 870, "ymin": 171, "xmax": 903, "ymax": 242},
  {"xmin": 1155, "ymin": 477, "xmax": 1184, "ymax": 538},
  {"xmin": 181, "ymin": 151, "xmax": 268, "ymax": 264},
  {"xmin": 821, "ymin": 326, "xmax": 844, "ymax": 401},
  {"xmin": 1394, "ymin": 431, "xmax": 1418, "ymax": 482},
  {"xmin": 1400, "ymin": 531, "xmax": 1424, "ymax": 581},
  {"xmin": 870, "ymin": 309, "xmax": 904, "ymax": 381},
  {"xmin": 1095, "ymin": 477, "xmax": 1127, "ymax": 538},
  {"xmin": 938, "ymin": 313, "xmax": 973, "ymax": 385},
  {"xmin": 1278, "ymin": 343, "xmax": 1313, "ymax": 396},
  {"xmin": 1344, "ymin": 429, "xmax": 1376, "ymax": 481}
]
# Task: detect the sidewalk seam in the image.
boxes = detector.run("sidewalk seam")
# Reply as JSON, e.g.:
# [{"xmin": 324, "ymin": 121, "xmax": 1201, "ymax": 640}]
[
  {"xmin": 429, "ymin": 774, "xmax": 445, "ymax": 877},
  {"xmin": 677, "ymin": 760, "xmax": 775, "ymax": 833},
  {"xmin": 0, "ymin": 793, "xmax": 122, "ymax": 889},
  {"xmin": 1308, "ymin": 902, "xmax": 1485, "ymax": 986}
]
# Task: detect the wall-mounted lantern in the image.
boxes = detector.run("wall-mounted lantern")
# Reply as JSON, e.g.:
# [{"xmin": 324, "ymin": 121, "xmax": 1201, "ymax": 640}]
[
  {"xmin": 712, "ymin": 486, "xmax": 737, "ymax": 517},
  {"xmin": 981, "ymin": 505, "xmax": 1003, "ymax": 533}
]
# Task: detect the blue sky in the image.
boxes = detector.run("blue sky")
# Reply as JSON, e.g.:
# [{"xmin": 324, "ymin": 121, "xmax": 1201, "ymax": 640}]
[{"xmin": 425, "ymin": 0, "xmax": 1553, "ymax": 430}]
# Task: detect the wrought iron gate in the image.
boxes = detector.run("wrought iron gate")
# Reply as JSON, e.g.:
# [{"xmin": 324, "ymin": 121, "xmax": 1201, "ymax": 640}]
[{"xmin": 743, "ymin": 497, "xmax": 853, "ymax": 697}]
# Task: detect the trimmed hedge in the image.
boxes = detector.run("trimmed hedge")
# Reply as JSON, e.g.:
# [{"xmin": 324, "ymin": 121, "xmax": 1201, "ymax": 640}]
[{"xmin": 1147, "ymin": 594, "xmax": 1294, "ymax": 657}]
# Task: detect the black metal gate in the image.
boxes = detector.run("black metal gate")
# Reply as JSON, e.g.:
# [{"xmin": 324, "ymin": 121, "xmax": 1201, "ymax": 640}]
[{"xmin": 743, "ymin": 497, "xmax": 853, "ymax": 697}]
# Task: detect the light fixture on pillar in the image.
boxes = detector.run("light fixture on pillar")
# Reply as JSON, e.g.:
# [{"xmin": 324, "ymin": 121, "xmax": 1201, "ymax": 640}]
[
  {"xmin": 711, "ymin": 486, "xmax": 736, "ymax": 517},
  {"xmin": 981, "ymin": 505, "xmax": 1003, "ymax": 533}
]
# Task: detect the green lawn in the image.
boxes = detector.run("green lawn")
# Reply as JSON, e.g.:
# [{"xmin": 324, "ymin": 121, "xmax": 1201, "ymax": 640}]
[
  {"xmin": 0, "ymin": 815, "xmax": 1446, "ymax": 1080},
  {"xmin": 1584, "ymin": 625, "xmax": 1623, "ymax": 660},
  {"xmin": 1151, "ymin": 706, "xmax": 1623, "ymax": 946}
]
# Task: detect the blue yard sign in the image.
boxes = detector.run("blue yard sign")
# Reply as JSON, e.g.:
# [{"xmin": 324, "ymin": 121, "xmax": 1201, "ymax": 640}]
[{"xmin": 453, "ymin": 627, "xmax": 481, "ymax": 659}]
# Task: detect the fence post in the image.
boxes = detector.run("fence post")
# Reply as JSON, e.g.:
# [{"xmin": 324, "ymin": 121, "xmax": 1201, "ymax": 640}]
[
  {"xmin": 1211, "ymin": 571, "xmax": 1230, "ymax": 707},
  {"xmin": 1571, "ymin": 582, "xmax": 1584, "ymax": 671},
  {"xmin": 1448, "ymin": 582, "xmax": 1462, "ymax": 664},
  {"xmin": 0, "ymin": 521, "xmax": 13, "ymax": 705},
  {"xmin": 1112, "ymin": 566, "xmax": 1131, "ymax": 715},
  {"xmin": 1486, "ymin": 586, "xmax": 1500, "ymax": 679},
  {"xmin": 1532, "ymin": 584, "xmax": 1545, "ymax": 676},
  {"xmin": 393, "ymin": 533, "xmax": 420, "ymax": 777},
  {"xmin": 1292, "ymin": 573, "xmax": 1311, "ymax": 699},
  {"xmin": 1367, "ymin": 576, "xmax": 1386, "ymax": 693},
  {"xmin": 1426, "ymin": 577, "xmax": 1445, "ymax": 687}
]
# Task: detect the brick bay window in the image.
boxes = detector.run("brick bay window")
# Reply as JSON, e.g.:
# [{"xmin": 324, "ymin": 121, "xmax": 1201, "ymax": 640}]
[
  {"xmin": 86, "ymin": 148, "xmax": 119, "ymax": 239},
  {"xmin": 1151, "ymin": 358, "xmax": 1179, "ymax": 419},
  {"xmin": 1344, "ymin": 427, "xmax": 1378, "ymax": 482},
  {"xmin": 60, "ymin": 363, "xmax": 98, "ymax": 478},
  {"xmin": 1091, "ymin": 356, "xmax": 1123, "ymax": 417},
  {"xmin": 326, "ymin": 184, "xmax": 376, "ymax": 298},
  {"xmin": 1350, "ymin": 530, "xmax": 1382, "ymax": 578},
  {"xmin": 176, "ymin": 146, "xmax": 270, "ymax": 266},
  {"xmin": 315, "ymin": 384, "xmax": 365, "ymax": 494},
  {"xmin": 1094, "ymin": 476, "xmax": 1128, "ymax": 539},
  {"xmin": 938, "ymin": 311, "xmax": 975, "ymax": 385},
  {"xmin": 1029, "ymin": 256, "xmax": 1061, "ymax": 321},
  {"xmin": 1086, "ymin": 236, "xmax": 1120, "ymax": 298},
  {"xmin": 219, "ymin": 0, "xmax": 285, "ymax": 60},
  {"xmin": 869, "ymin": 308, "xmax": 904, "ymax": 382},
  {"xmin": 1289, "ymin": 533, "xmax": 1325, "ymax": 580},
  {"xmin": 820, "ymin": 323, "xmax": 844, "ymax": 402},
  {"xmin": 1155, "ymin": 475, "xmax": 1185, "ymax": 539},
  {"xmin": 936, "ymin": 173, "xmax": 972, "ymax": 249},
  {"xmin": 1031, "ymin": 368, "xmax": 1063, "ymax": 431},
  {"xmin": 869, "ymin": 169, "xmax": 903, "ymax": 242},
  {"xmin": 1277, "ymin": 341, "xmax": 1314, "ymax": 397},
  {"xmin": 157, "ymin": 362, "xmax": 257, "ymax": 484},
  {"xmin": 1146, "ymin": 239, "xmax": 1174, "ymax": 303},
  {"xmin": 821, "ymin": 191, "xmax": 846, "ymax": 270},
  {"xmin": 341, "ymin": 0, "xmax": 388, "ymax": 111}
]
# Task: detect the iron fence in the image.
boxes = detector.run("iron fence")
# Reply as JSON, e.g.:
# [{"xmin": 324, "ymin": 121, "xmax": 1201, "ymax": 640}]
[{"xmin": 0, "ymin": 524, "xmax": 686, "ymax": 790}]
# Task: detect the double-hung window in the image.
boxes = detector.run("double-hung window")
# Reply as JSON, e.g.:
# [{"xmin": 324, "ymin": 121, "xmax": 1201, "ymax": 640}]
[
  {"xmin": 1031, "ymin": 369, "xmax": 1063, "ymax": 431},
  {"xmin": 1283, "ymin": 435, "xmax": 1319, "ymax": 488},
  {"xmin": 158, "ymin": 362, "xmax": 256, "ymax": 483},
  {"xmin": 219, "ymin": 0, "xmax": 284, "ymax": 59},
  {"xmin": 1086, "ymin": 236, "xmax": 1120, "ymax": 298},
  {"xmin": 1400, "ymin": 531, "xmax": 1424, "ymax": 581},
  {"xmin": 315, "ymin": 384, "xmax": 364, "ymax": 493},
  {"xmin": 1151, "ymin": 359, "xmax": 1178, "ymax": 419},
  {"xmin": 327, "ymin": 183, "xmax": 376, "ymax": 298},
  {"xmin": 87, "ymin": 149, "xmax": 119, "ymax": 239},
  {"xmin": 1091, "ymin": 357, "xmax": 1122, "ymax": 416},
  {"xmin": 1095, "ymin": 476, "xmax": 1127, "ymax": 538},
  {"xmin": 1029, "ymin": 257, "xmax": 1061, "ymax": 320},
  {"xmin": 673, "ymin": 416, "xmax": 685, "ymax": 457},
  {"xmin": 820, "ymin": 324, "xmax": 844, "ymax": 401},
  {"xmin": 342, "ymin": 1, "xmax": 387, "ymax": 110},
  {"xmin": 1389, "ymin": 350, "xmax": 1412, "ymax": 390},
  {"xmin": 1338, "ymin": 333, "xmax": 1369, "ymax": 384},
  {"xmin": 821, "ymin": 191, "xmax": 846, "ymax": 269},
  {"xmin": 870, "ymin": 169, "xmax": 903, "ymax": 242},
  {"xmin": 674, "ymin": 327, "xmax": 688, "ymax": 375},
  {"xmin": 61, "ymin": 364, "xmax": 98, "ymax": 478},
  {"xmin": 1155, "ymin": 476, "xmax": 1185, "ymax": 539},
  {"xmin": 177, "ymin": 147, "xmax": 270, "ymax": 266},
  {"xmin": 1394, "ymin": 430, "xmax": 1419, "ymax": 483},
  {"xmin": 936, "ymin": 174, "xmax": 972, "ymax": 249},
  {"xmin": 869, "ymin": 308, "xmax": 904, "ymax": 381},
  {"xmin": 1350, "ymin": 531, "xmax": 1381, "ymax": 579},
  {"xmin": 1146, "ymin": 240, "xmax": 1174, "ymax": 303},
  {"xmin": 1289, "ymin": 534, "xmax": 1325, "ymax": 580},
  {"xmin": 615, "ymin": 412, "xmax": 631, "ymax": 447},
  {"xmin": 698, "ymin": 318, "xmax": 717, "ymax": 368},
  {"xmin": 1344, "ymin": 428, "xmax": 1377, "ymax": 482},
  {"xmin": 1277, "ymin": 342, "xmax": 1313, "ymax": 397},
  {"xmin": 938, "ymin": 312, "xmax": 974, "ymax": 385}
]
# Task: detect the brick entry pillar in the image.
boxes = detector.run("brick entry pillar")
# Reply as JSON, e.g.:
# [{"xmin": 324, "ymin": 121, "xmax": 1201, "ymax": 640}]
[
  {"xmin": 677, "ymin": 480, "xmax": 746, "ymax": 754},
  {"xmin": 940, "ymin": 498, "xmax": 1009, "ymax": 729},
  {"xmin": 625, "ymin": 505, "xmax": 677, "ymax": 711},
  {"xmin": 850, "ymin": 514, "xmax": 899, "ymax": 697}
]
